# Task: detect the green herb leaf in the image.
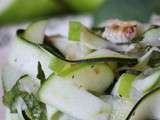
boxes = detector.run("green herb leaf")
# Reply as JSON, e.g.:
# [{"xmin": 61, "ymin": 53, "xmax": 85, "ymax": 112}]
[
  {"xmin": 37, "ymin": 62, "xmax": 46, "ymax": 85},
  {"xmin": 22, "ymin": 93, "xmax": 47, "ymax": 120},
  {"xmin": 3, "ymin": 75, "xmax": 47, "ymax": 120},
  {"xmin": 3, "ymin": 75, "xmax": 27, "ymax": 113}
]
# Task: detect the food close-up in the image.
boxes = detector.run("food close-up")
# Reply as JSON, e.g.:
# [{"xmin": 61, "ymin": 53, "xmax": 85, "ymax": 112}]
[{"xmin": 0, "ymin": 0, "xmax": 160, "ymax": 120}]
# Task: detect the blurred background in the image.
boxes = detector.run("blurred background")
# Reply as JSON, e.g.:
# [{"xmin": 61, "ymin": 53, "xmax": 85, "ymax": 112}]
[{"xmin": 1, "ymin": 0, "xmax": 160, "ymax": 118}]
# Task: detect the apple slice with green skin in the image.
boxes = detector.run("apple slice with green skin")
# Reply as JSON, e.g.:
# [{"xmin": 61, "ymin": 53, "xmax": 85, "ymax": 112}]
[
  {"xmin": 61, "ymin": 63, "xmax": 114, "ymax": 93},
  {"xmin": 101, "ymin": 95, "xmax": 134, "ymax": 120},
  {"xmin": 129, "ymin": 70, "xmax": 160, "ymax": 101},
  {"xmin": 124, "ymin": 69, "xmax": 160, "ymax": 101},
  {"xmin": 39, "ymin": 75, "xmax": 112, "ymax": 120},
  {"xmin": 47, "ymin": 35, "xmax": 86, "ymax": 60},
  {"xmin": 133, "ymin": 70, "xmax": 160, "ymax": 93},
  {"xmin": 126, "ymin": 87, "xmax": 160, "ymax": 120},
  {"xmin": 23, "ymin": 20, "xmax": 48, "ymax": 44},
  {"xmin": 112, "ymin": 73, "xmax": 136, "ymax": 99}
]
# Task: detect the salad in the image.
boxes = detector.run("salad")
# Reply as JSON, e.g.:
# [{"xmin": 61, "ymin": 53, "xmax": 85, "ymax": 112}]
[{"xmin": 2, "ymin": 19, "xmax": 160, "ymax": 120}]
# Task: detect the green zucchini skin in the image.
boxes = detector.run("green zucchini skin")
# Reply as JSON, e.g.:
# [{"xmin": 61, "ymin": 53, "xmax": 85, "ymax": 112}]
[
  {"xmin": 126, "ymin": 87, "xmax": 160, "ymax": 120},
  {"xmin": 41, "ymin": 44, "xmax": 138, "ymax": 65},
  {"xmin": 17, "ymin": 29, "xmax": 138, "ymax": 65},
  {"xmin": 42, "ymin": 41, "xmax": 138, "ymax": 65}
]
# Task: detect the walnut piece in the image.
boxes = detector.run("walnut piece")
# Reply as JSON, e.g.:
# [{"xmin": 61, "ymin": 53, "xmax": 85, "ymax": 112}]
[{"xmin": 102, "ymin": 19, "xmax": 144, "ymax": 43}]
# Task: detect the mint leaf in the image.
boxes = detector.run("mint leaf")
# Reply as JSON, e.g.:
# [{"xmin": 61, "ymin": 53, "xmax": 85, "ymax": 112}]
[
  {"xmin": 3, "ymin": 75, "xmax": 47, "ymax": 120},
  {"xmin": 3, "ymin": 75, "xmax": 27, "ymax": 113},
  {"xmin": 37, "ymin": 62, "xmax": 46, "ymax": 85},
  {"xmin": 22, "ymin": 93, "xmax": 47, "ymax": 120}
]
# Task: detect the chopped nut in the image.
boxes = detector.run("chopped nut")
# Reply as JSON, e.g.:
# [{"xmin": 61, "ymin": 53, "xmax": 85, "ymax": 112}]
[{"xmin": 102, "ymin": 19, "xmax": 144, "ymax": 43}]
